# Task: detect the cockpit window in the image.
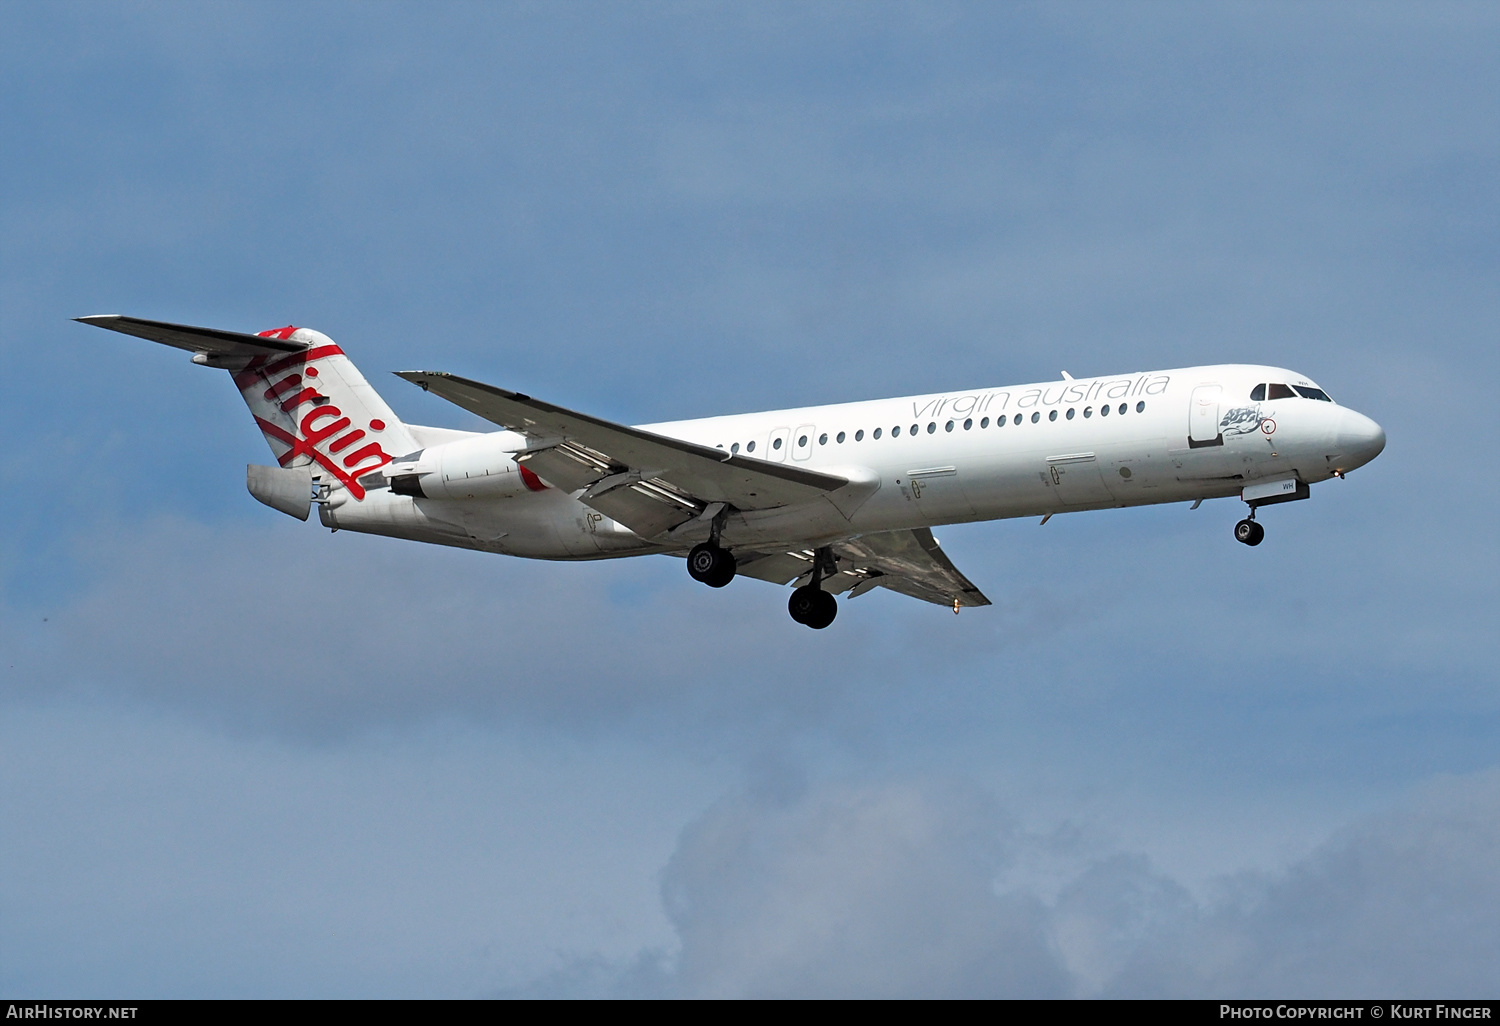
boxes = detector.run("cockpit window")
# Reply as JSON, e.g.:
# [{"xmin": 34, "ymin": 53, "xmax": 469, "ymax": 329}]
[
  {"xmin": 1250, "ymin": 384, "xmax": 1266, "ymax": 401},
  {"xmin": 1266, "ymin": 383, "xmax": 1297, "ymax": 400},
  {"xmin": 1294, "ymin": 385, "xmax": 1333, "ymax": 402}
]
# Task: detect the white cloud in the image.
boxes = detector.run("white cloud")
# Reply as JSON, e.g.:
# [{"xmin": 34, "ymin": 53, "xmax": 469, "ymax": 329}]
[
  {"xmin": 661, "ymin": 780, "xmax": 1069, "ymax": 998},
  {"xmin": 516, "ymin": 770, "xmax": 1500, "ymax": 998},
  {"xmin": 1116, "ymin": 769, "xmax": 1500, "ymax": 997}
]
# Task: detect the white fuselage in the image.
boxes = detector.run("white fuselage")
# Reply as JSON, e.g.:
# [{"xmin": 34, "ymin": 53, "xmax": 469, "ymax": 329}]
[{"xmin": 320, "ymin": 363, "xmax": 1385, "ymax": 559}]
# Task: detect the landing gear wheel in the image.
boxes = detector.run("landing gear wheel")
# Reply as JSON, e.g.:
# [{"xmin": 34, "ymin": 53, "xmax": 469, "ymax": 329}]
[
  {"xmin": 806, "ymin": 590, "xmax": 837, "ymax": 629},
  {"xmin": 788, "ymin": 586, "xmax": 816, "ymax": 624},
  {"xmin": 788, "ymin": 586, "xmax": 837, "ymax": 629},
  {"xmin": 1234, "ymin": 519, "xmax": 1265, "ymax": 546},
  {"xmin": 706, "ymin": 551, "xmax": 737, "ymax": 588},
  {"xmin": 687, "ymin": 543, "xmax": 737, "ymax": 588}
]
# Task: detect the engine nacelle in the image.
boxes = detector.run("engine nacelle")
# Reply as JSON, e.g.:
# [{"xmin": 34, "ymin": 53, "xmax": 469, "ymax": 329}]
[{"xmin": 384, "ymin": 433, "xmax": 533, "ymax": 501}]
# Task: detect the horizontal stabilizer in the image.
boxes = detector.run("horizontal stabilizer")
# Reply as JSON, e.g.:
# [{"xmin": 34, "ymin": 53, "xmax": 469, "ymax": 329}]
[
  {"xmin": 76, "ymin": 314, "xmax": 308, "ymax": 358},
  {"xmin": 247, "ymin": 464, "xmax": 313, "ymax": 521}
]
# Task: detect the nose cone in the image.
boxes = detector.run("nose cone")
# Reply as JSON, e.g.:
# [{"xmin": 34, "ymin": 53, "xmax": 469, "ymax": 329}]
[{"xmin": 1335, "ymin": 408, "xmax": 1386, "ymax": 472}]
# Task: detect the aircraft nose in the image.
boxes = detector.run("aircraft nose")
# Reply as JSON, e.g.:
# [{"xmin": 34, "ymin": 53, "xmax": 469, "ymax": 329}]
[{"xmin": 1335, "ymin": 408, "xmax": 1386, "ymax": 471}]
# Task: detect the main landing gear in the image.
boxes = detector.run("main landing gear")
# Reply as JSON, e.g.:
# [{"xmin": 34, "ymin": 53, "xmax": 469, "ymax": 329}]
[
  {"xmin": 684, "ymin": 515, "xmax": 838, "ymax": 629},
  {"xmin": 1234, "ymin": 512, "xmax": 1265, "ymax": 547},
  {"xmin": 686, "ymin": 505, "xmax": 738, "ymax": 588},
  {"xmin": 787, "ymin": 546, "xmax": 838, "ymax": 630}
]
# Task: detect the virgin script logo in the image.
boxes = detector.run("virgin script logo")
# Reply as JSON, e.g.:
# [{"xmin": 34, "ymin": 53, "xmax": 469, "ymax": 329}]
[{"xmin": 235, "ymin": 332, "xmax": 393, "ymax": 501}]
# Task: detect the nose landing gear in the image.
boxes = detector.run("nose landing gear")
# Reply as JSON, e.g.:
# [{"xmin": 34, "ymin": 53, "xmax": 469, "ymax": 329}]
[
  {"xmin": 787, "ymin": 546, "xmax": 839, "ymax": 629},
  {"xmin": 1233, "ymin": 478, "xmax": 1310, "ymax": 547}
]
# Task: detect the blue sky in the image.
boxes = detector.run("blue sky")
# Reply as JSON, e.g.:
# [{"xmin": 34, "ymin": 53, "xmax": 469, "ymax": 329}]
[{"xmin": 2, "ymin": 1, "xmax": 1497, "ymax": 997}]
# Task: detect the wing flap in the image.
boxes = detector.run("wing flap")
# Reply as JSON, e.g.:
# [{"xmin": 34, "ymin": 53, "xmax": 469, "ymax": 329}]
[
  {"xmin": 520, "ymin": 442, "xmax": 620, "ymax": 493},
  {"xmin": 76, "ymin": 314, "xmax": 307, "ymax": 357},
  {"xmin": 731, "ymin": 532, "xmax": 987, "ymax": 608},
  {"xmin": 734, "ymin": 551, "xmax": 816, "ymax": 587},
  {"xmin": 855, "ymin": 573, "xmax": 957, "ymax": 607},
  {"xmin": 585, "ymin": 480, "xmax": 699, "ymax": 538},
  {"xmin": 833, "ymin": 528, "xmax": 991, "ymax": 608}
]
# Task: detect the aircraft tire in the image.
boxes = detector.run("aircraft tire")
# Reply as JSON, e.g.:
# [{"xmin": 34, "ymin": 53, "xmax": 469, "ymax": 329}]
[
  {"xmin": 1234, "ymin": 519, "xmax": 1265, "ymax": 546},
  {"xmin": 790, "ymin": 587, "xmax": 837, "ymax": 629},
  {"xmin": 688, "ymin": 543, "xmax": 736, "ymax": 586},
  {"xmin": 788, "ymin": 585, "xmax": 820, "ymax": 624},
  {"xmin": 805, "ymin": 590, "xmax": 838, "ymax": 630},
  {"xmin": 705, "ymin": 549, "xmax": 737, "ymax": 588}
]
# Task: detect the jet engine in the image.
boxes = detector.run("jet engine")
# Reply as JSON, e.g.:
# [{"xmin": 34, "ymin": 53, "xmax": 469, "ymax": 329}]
[{"xmin": 384, "ymin": 434, "xmax": 535, "ymax": 501}]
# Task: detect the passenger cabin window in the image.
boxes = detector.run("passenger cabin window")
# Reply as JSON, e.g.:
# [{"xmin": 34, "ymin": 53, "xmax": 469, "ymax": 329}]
[{"xmin": 1294, "ymin": 385, "xmax": 1333, "ymax": 402}]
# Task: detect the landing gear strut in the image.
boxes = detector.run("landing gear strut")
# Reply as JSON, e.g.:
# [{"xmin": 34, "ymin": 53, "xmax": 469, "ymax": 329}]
[
  {"xmin": 788, "ymin": 547, "xmax": 838, "ymax": 629},
  {"xmin": 1234, "ymin": 512, "xmax": 1265, "ymax": 547}
]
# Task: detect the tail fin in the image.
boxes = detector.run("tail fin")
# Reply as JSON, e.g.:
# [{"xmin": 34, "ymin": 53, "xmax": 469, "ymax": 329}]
[
  {"xmin": 232, "ymin": 325, "xmax": 418, "ymax": 499},
  {"xmin": 78, "ymin": 315, "xmax": 419, "ymax": 500}
]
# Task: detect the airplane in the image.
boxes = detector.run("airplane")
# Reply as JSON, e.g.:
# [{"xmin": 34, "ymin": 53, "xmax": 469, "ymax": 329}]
[{"xmin": 78, "ymin": 314, "xmax": 1386, "ymax": 629}]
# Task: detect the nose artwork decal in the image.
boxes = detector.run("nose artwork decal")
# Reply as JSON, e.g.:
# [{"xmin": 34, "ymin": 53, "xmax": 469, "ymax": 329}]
[{"xmin": 1219, "ymin": 404, "xmax": 1273, "ymax": 437}]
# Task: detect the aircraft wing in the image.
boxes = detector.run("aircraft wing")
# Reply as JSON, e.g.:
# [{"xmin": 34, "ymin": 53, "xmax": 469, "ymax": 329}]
[
  {"xmin": 396, "ymin": 370, "xmax": 854, "ymax": 538},
  {"xmin": 76, "ymin": 314, "xmax": 307, "ymax": 358},
  {"xmin": 735, "ymin": 527, "xmax": 991, "ymax": 609}
]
